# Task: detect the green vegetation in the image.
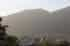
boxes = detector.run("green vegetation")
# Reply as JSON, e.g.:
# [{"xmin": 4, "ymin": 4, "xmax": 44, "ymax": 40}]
[
  {"xmin": 31, "ymin": 36, "xmax": 70, "ymax": 46},
  {"xmin": 8, "ymin": 35, "xmax": 18, "ymax": 46},
  {"xmin": 39, "ymin": 39, "xmax": 70, "ymax": 46},
  {"xmin": 0, "ymin": 17, "xmax": 18, "ymax": 46}
]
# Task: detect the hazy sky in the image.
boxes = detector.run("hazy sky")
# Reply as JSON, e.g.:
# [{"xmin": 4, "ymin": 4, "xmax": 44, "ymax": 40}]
[{"xmin": 0, "ymin": 0, "xmax": 70, "ymax": 16}]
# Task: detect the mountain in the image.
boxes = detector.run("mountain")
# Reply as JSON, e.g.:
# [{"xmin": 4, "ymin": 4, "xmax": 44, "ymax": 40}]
[
  {"xmin": 2, "ymin": 8, "xmax": 49, "ymax": 37},
  {"xmin": 52, "ymin": 6, "xmax": 70, "ymax": 33},
  {"xmin": 2, "ymin": 7, "xmax": 70, "ymax": 41},
  {"xmin": 49, "ymin": 6, "xmax": 70, "ymax": 41}
]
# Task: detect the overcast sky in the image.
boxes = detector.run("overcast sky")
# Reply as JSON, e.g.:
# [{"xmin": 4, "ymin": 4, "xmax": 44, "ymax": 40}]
[{"xmin": 0, "ymin": 0, "xmax": 70, "ymax": 16}]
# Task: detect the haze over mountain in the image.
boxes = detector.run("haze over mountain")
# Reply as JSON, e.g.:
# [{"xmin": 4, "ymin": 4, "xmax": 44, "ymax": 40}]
[{"xmin": 2, "ymin": 6, "xmax": 70, "ymax": 40}]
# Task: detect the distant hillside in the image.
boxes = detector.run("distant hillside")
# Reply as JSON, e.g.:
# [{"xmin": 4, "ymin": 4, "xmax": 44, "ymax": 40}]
[
  {"xmin": 2, "ymin": 7, "xmax": 70, "ymax": 40},
  {"xmin": 51, "ymin": 6, "xmax": 70, "ymax": 33},
  {"xmin": 6, "ymin": 8, "xmax": 49, "ymax": 37}
]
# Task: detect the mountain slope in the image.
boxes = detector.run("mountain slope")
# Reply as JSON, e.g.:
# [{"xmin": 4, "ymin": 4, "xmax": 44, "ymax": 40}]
[
  {"xmin": 2, "ymin": 7, "xmax": 70, "ymax": 40},
  {"xmin": 3, "ymin": 9, "xmax": 49, "ymax": 37},
  {"xmin": 52, "ymin": 6, "xmax": 70, "ymax": 33}
]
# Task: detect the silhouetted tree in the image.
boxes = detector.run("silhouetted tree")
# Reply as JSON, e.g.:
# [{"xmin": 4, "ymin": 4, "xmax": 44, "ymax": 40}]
[{"xmin": 0, "ymin": 17, "xmax": 18, "ymax": 46}]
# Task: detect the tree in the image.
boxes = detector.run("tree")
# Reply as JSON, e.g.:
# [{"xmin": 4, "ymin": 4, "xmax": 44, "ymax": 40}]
[{"xmin": 0, "ymin": 17, "xmax": 18, "ymax": 46}]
